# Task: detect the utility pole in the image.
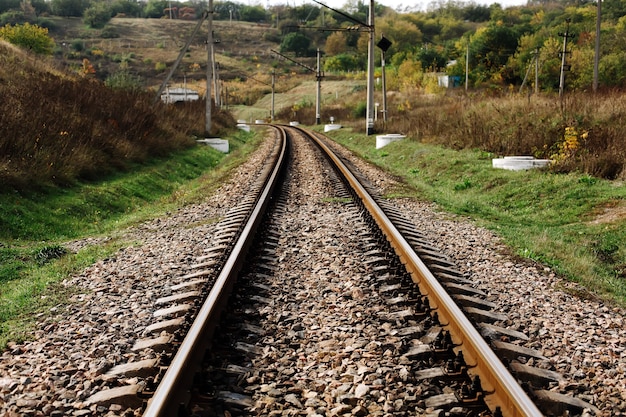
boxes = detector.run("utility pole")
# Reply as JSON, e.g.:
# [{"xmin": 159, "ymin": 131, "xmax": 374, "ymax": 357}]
[
  {"xmin": 316, "ymin": 48, "xmax": 322, "ymax": 125},
  {"xmin": 465, "ymin": 40, "xmax": 469, "ymax": 91},
  {"xmin": 205, "ymin": 0, "xmax": 213, "ymax": 136},
  {"xmin": 535, "ymin": 48, "xmax": 539, "ymax": 95},
  {"xmin": 271, "ymin": 71, "xmax": 275, "ymax": 122},
  {"xmin": 153, "ymin": 12, "xmax": 208, "ymax": 104},
  {"xmin": 365, "ymin": 0, "xmax": 375, "ymax": 135},
  {"xmin": 593, "ymin": 0, "xmax": 601, "ymax": 93},
  {"xmin": 212, "ymin": 32, "xmax": 220, "ymax": 109},
  {"xmin": 377, "ymin": 35, "xmax": 392, "ymax": 124},
  {"xmin": 271, "ymin": 49, "xmax": 322, "ymax": 122},
  {"xmin": 310, "ymin": 0, "xmax": 373, "ymax": 132},
  {"xmin": 381, "ymin": 49, "xmax": 387, "ymax": 123},
  {"xmin": 519, "ymin": 48, "xmax": 539, "ymax": 95},
  {"xmin": 558, "ymin": 19, "xmax": 574, "ymax": 100}
]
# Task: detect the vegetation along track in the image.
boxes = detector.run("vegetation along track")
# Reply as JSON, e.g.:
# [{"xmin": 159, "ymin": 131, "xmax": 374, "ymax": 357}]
[{"xmin": 1, "ymin": 126, "xmax": 613, "ymax": 417}]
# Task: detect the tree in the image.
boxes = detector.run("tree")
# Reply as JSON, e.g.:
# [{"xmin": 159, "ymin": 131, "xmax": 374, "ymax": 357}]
[
  {"xmin": 416, "ymin": 45, "xmax": 447, "ymax": 71},
  {"xmin": 471, "ymin": 21, "xmax": 521, "ymax": 81},
  {"xmin": 324, "ymin": 52, "xmax": 361, "ymax": 72},
  {"xmin": 108, "ymin": 0, "xmax": 142, "ymax": 18},
  {"xmin": 30, "ymin": 0, "xmax": 50, "ymax": 16},
  {"xmin": 143, "ymin": 0, "xmax": 169, "ymax": 18},
  {"xmin": 51, "ymin": 0, "xmax": 87, "ymax": 17},
  {"xmin": 280, "ymin": 32, "xmax": 312, "ymax": 57},
  {"xmin": 0, "ymin": 0, "xmax": 20, "ymax": 14},
  {"xmin": 377, "ymin": 16, "xmax": 423, "ymax": 59},
  {"xmin": 0, "ymin": 22, "xmax": 53, "ymax": 53},
  {"xmin": 325, "ymin": 31, "xmax": 348, "ymax": 55},
  {"xmin": 396, "ymin": 56, "xmax": 423, "ymax": 90},
  {"xmin": 292, "ymin": 4, "xmax": 319, "ymax": 23},
  {"xmin": 83, "ymin": 3, "xmax": 112, "ymax": 28},
  {"xmin": 240, "ymin": 5, "xmax": 265, "ymax": 22},
  {"xmin": 213, "ymin": 1, "xmax": 240, "ymax": 20}
]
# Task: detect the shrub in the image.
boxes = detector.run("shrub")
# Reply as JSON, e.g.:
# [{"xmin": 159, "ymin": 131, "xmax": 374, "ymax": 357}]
[
  {"xmin": 35, "ymin": 18, "xmax": 56, "ymax": 30},
  {"xmin": 100, "ymin": 25, "xmax": 119, "ymax": 39},
  {"xmin": 70, "ymin": 39, "xmax": 84, "ymax": 51},
  {"xmin": 0, "ymin": 22, "xmax": 54, "ymax": 54},
  {"xmin": 0, "ymin": 10, "xmax": 27, "ymax": 26},
  {"xmin": 104, "ymin": 70, "xmax": 144, "ymax": 92},
  {"xmin": 34, "ymin": 245, "xmax": 67, "ymax": 265},
  {"xmin": 352, "ymin": 101, "xmax": 367, "ymax": 118},
  {"xmin": 83, "ymin": 4, "xmax": 112, "ymax": 29}
]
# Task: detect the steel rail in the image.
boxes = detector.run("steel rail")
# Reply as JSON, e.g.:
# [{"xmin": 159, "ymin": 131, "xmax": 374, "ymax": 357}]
[
  {"xmin": 142, "ymin": 128, "xmax": 288, "ymax": 417},
  {"xmin": 304, "ymin": 128, "xmax": 543, "ymax": 417}
]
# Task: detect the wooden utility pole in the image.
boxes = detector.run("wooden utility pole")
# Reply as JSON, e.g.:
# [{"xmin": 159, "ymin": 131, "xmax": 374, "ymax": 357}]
[
  {"xmin": 153, "ymin": 12, "xmax": 207, "ymax": 104},
  {"xmin": 558, "ymin": 19, "xmax": 573, "ymax": 100},
  {"xmin": 316, "ymin": 48, "xmax": 322, "ymax": 125},
  {"xmin": 519, "ymin": 48, "xmax": 539, "ymax": 95},
  {"xmin": 593, "ymin": 0, "xmax": 601, "ymax": 93},
  {"xmin": 465, "ymin": 40, "xmax": 469, "ymax": 91},
  {"xmin": 535, "ymin": 48, "xmax": 539, "ymax": 95},
  {"xmin": 271, "ymin": 71, "xmax": 275, "ymax": 122},
  {"xmin": 205, "ymin": 0, "xmax": 213, "ymax": 136}
]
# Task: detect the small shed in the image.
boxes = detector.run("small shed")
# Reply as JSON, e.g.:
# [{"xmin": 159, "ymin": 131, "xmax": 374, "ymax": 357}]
[
  {"xmin": 161, "ymin": 87, "xmax": 199, "ymax": 104},
  {"xmin": 437, "ymin": 75, "xmax": 462, "ymax": 88}
]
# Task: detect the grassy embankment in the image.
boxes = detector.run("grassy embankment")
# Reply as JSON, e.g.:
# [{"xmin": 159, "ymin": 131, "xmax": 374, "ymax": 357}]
[
  {"xmin": 323, "ymin": 125, "xmax": 626, "ymax": 307},
  {"xmin": 292, "ymin": 88, "xmax": 626, "ymax": 307},
  {"xmin": 0, "ymin": 129, "xmax": 261, "ymax": 349},
  {"xmin": 0, "ymin": 38, "xmax": 263, "ymax": 349}
]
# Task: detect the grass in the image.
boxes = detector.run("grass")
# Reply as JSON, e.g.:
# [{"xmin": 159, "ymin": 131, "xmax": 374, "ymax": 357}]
[
  {"xmin": 0, "ymin": 129, "xmax": 261, "ymax": 349},
  {"xmin": 324, "ymin": 127, "xmax": 626, "ymax": 306}
]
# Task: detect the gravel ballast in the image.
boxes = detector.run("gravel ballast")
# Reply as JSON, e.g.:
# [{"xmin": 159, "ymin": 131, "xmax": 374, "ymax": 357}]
[{"xmin": 0, "ymin": 129, "xmax": 623, "ymax": 416}]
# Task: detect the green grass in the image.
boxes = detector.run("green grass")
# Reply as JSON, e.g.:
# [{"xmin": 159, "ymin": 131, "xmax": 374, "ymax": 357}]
[
  {"xmin": 0, "ymin": 129, "xmax": 261, "ymax": 348},
  {"xmin": 325, "ymin": 128, "xmax": 626, "ymax": 306}
]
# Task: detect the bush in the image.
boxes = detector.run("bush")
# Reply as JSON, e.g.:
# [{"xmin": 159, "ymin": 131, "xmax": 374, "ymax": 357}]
[
  {"xmin": 104, "ymin": 70, "xmax": 144, "ymax": 91},
  {"xmin": 34, "ymin": 17, "xmax": 56, "ymax": 30},
  {"xmin": 83, "ymin": 4, "xmax": 112, "ymax": 29},
  {"xmin": 352, "ymin": 101, "xmax": 367, "ymax": 118},
  {"xmin": 0, "ymin": 10, "xmax": 27, "ymax": 25},
  {"xmin": 34, "ymin": 245, "xmax": 67, "ymax": 265},
  {"xmin": 100, "ymin": 25, "xmax": 119, "ymax": 39},
  {"xmin": 279, "ymin": 32, "xmax": 312, "ymax": 57},
  {"xmin": 70, "ymin": 39, "xmax": 84, "ymax": 51},
  {"xmin": 324, "ymin": 53, "xmax": 361, "ymax": 73},
  {"xmin": 0, "ymin": 22, "xmax": 54, "ymax": 54}
]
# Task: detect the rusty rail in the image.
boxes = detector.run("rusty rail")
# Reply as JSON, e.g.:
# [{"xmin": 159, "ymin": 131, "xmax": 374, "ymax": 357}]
[
  {"xmin": 303, "ymin": 127, "xmax": 543, "ymax": 417},
  {"xmin": 142, "ymin": 127, "xmax": 289, "ymax": 417}
]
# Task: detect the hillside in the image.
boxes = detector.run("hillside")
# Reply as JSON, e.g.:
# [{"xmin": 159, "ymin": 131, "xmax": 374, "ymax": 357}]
[
  {"xmin": 47, "ymin": 17, "xmax": 291, "ymax": 89},
  {"xmin": 0, "ymin": 37, "xmax": 234, "ymax": 191}
]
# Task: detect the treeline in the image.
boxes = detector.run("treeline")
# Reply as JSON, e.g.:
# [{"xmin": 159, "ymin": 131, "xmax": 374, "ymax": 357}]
[
  {"xmin": 3, "ymin": 0, "xmax": 626, "ymax": 90},
  {"xmin": 275, "ymin": 0, "xmax": 626, "ymax": 91}
]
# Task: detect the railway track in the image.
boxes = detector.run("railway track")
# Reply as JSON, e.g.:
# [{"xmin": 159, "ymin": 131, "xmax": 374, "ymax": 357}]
[{"xmin": 85, "ymin": 125, "xmax": 597, "ymax": 417}]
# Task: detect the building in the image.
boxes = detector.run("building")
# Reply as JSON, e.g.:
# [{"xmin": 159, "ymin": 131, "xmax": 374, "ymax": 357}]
[{"xmin": 160, "ymin": 87, "xmax": 199, "ymax": 103}]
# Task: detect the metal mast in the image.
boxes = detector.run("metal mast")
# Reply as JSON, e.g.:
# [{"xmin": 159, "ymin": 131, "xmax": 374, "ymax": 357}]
[
  {"xmin": 205, "ymin": 0, "xmax": 214, "ymax": 135},
  {"xmin": 365, "ymin": 0, "xmax": 375, "ymax": 135}
]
